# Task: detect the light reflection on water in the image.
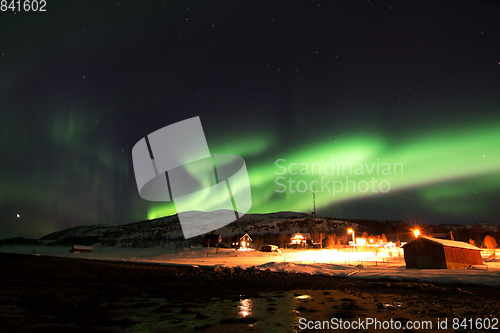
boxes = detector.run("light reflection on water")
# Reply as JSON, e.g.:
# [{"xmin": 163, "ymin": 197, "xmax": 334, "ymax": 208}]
[
  {"xmin": 239, "ymin": 298, "xmax": 252, "ymax": 317},
  {"xmin": 125, "ymin": 290, "xmax": 321, "ymax": 333}
]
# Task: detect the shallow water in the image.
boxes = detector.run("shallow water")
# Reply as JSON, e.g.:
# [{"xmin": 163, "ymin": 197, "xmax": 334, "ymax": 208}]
[{"xmin": 120, "ymin": 289, "xmax": 356, "ymax": 333}]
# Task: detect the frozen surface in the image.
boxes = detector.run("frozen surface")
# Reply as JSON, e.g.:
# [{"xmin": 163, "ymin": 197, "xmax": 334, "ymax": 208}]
[{"xmin": 1, "ymin": 245, "xmax": 499, "ymax": 286}]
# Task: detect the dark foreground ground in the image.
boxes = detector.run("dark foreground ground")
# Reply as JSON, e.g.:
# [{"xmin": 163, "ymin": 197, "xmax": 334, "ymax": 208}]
[{"xmin": 0, "ymin": 252, "xmax": 499, "ymax": 333}]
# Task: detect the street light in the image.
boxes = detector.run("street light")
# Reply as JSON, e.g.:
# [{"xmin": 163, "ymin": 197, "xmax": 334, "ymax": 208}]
[
  {"xmin": 413, "ymin": 229, "xmax": 420, "ymax": 238},
  {"xmin": 347, "ymin": 228, "xmax": 355, "ymax": 252}
]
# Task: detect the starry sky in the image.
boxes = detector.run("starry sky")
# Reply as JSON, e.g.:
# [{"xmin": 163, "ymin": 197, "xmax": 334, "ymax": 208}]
[{"xmin": 1, "ymin": 1, "xmax": 500, "ymax": 239}]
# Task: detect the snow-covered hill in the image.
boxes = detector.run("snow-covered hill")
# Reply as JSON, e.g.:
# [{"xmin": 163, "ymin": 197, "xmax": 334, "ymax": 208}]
[
  {"xmin": 0, "ymin": 230, "xmax": 22, "ymax": 240},
  {"xmin": 38, "ymin": 211, "xmax": 356, "ymax": 247},
  {"xmin": 219, "ymin": 211, "xmax": 355, "ymax": 237}
]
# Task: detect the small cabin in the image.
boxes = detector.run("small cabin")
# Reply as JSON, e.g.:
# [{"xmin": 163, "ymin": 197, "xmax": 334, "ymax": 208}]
[
  {"xmin": 402, "ymin": 236, "xmax": 483, "ymax": 269},
  {"xmin": 232, "ymin": 233, "xmax": 252, "ymax": 249},
  {"xmin": 202, "ymin": 234, "xmax": 222, "ymax": 247},
  {"xmin": 69, "ymin": 245, "xmax": 93, "ymax": 253}
]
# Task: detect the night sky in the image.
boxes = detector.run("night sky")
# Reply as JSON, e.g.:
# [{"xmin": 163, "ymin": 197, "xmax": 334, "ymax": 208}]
[{"xmin": 1, "ymin": 1, "xmax": 500, "ymax": 239}]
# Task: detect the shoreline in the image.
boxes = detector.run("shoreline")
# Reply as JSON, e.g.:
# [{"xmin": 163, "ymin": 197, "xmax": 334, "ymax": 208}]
[{"xmin": 1, "ymin": 252, "xmax": 499, "ymax": 332}]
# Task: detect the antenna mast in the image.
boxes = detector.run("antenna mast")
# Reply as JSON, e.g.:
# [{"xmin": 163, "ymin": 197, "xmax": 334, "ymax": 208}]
[{"xmin": 312, "ymin": 187, "xmax": 316, "ymax": 215}]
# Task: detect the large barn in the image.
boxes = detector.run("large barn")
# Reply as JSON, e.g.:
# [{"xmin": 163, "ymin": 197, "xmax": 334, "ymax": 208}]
[{"xmin": 402, "ymin": 236, "xmax": 483, "ymax": 269}]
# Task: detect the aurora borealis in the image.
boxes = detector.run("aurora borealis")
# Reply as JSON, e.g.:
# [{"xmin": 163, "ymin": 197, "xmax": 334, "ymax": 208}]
[{"xmin": 1, "ymin": 1, "xmax": 500, "ymax": 238}]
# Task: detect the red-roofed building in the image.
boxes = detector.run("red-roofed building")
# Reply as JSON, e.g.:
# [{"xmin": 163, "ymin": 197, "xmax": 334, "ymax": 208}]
[{"xmin": 402, "ymin": 236, "xmax": 483, "ymax": 269}]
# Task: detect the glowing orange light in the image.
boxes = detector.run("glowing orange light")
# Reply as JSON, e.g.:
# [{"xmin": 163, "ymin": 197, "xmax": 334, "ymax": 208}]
[
  {"xmin": 413, "ymin": 229, "xmax": 420, "ymax": 238},
  {"xmin": 347, "ymin": 229, "xmax": 356, "ymax": 252}
]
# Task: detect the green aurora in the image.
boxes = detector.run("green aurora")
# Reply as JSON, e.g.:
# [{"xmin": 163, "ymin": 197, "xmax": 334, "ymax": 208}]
[
  {"xmin": 147, "ymin": 120, "xmax": 500, "ymax": 222},
  {"xmin": 1, "ymin": 1, "xmax": 500, "ymax": 238}
]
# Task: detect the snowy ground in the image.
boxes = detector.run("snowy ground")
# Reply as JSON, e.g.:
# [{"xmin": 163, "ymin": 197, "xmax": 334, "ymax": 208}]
[{"xmin": 1, "ymin": 244, "xmax": 499, "ymax": 286}]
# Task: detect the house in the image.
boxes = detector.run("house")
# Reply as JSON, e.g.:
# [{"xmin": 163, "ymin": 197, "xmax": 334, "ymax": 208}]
[
  {"xmin": 285, "ymin": 233, "xmax": 313, "ymax": 249},
  {"xmin": 202, "ymin": 234, "xmax": 222, "ymax": 247},
  {"xmin": 69, "ymin": 245, "xmax": 93, "ymax": 253},
  {"xmin": 290, "ymin": 233, "xmax": 311, "ymax": 245},
  {"xmin": 402, "ymin": 236, "xmax": 483, "ymax": 269},
  {"xmin": 231, "ymin": 233, "xmax": 252, "ymax": 249}
]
